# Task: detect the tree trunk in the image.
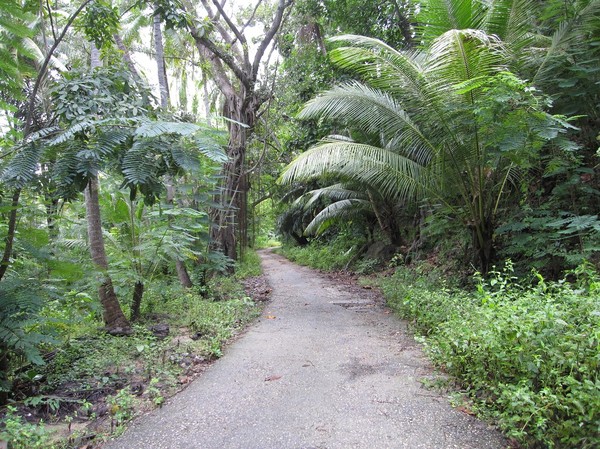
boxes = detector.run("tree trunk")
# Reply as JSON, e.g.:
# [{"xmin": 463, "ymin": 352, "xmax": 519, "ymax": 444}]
[
  {"xmin": 130, "ymin": 281, "xmax": 144, "ymax": 322},
  {"xmin": 114, "ymin": 33, "xmax": 143, "ymax": 83},
  {"xmin": 176, "ymin": 260, "xmax": 193, "ymax": 288},
  {"xmin": 84, "ymin": 177, "xmax": 131, "ymax": 332},
  {"xmin": 473, "ymin": 219, "xmax": 495, "ymax": 275},
  {"xmin": 0, "ymin": 189, "xmax": 21, "ymax": 282},
  {"xmin": 154, "ymin": 11, "xmax": 169, "ymax": 109},
  {"xmin": 211, "ymin": 95, "xmax": 252, "ymax": 262},
  {"xmin": 90, "ymin": 44, "xmax": 101, "ymax": 69},
  {"xmin": 0, "ymin": 342, "xmax": 9, "ymax": 406}
]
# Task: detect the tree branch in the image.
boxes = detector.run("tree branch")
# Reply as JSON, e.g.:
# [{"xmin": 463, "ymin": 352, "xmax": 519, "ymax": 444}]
[
  {"xmin": 199, "ymin": 0, "xmax": 243, "ymax": 62},
  {"xmin": 188, "ymin": 22, "xmax": 251, "ymax": 90},
  {"xmin": 251, "ymin": 0, "xmax": 292, "ymax": 81},
  {"xmin": 25, "ymin": 0, "xmax": 94, "ymax": 135}
]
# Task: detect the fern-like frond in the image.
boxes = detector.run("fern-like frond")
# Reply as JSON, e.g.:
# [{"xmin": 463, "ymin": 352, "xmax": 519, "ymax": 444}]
[
  {"xmin": 304, "ymin": 198, "xmax": 372, "ymax": 235},
  {"xmin": 298, "ymin": 83, "xmax": 437, "ymax": 164},
  {"xmin": 0, "ymin": 142, "xmax": 43, "ymax": 188},
  {"xmin": 280, "ymin": 138, "xmax": 430, "ymax": 202},
  {"xmin": 121, "ymin": 138, "xmax": 163, "ymax": 186},
  {"xmin": 134, "ymin": 120, "xmax": 201, "ymax": 138}
]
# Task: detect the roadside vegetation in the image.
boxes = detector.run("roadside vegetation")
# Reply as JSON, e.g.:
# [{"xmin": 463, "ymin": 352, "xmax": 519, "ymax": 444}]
[
  {"xmin": 0, "ymin": 251, "xmax": 263, "ymax": 448},
  {"xmin": 274, "ymin": 1, "xmax": 599, "ymax": 447},
  {"xmin": 1, "ymin": 0, "xmax": 599, "ymax": 448}
]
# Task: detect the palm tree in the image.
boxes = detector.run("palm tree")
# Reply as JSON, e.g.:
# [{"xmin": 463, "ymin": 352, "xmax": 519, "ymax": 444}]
[{"xmin": 280, "ymin": 13, "xmax": 575, "ymax": 272}]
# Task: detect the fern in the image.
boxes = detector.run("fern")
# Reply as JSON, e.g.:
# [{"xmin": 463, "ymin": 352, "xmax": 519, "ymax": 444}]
[
  {"xmin": 0, "ymin": 142, "xmax": 43, "ymax": 188},
  {"xmin": 0, "ymin": 279, "xmax": 54, "ymax": 379}
]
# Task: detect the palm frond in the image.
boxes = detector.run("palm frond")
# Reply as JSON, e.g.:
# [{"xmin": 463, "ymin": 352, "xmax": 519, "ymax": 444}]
[
  {"xmin": 298, "ymin": 82, "xmax": 437, "ymax": 164},
  {"xmin": 280, "ymin": 138, "xmax": 430, "ymax": 202},
  {"xmin": 304, "ymin": 198, "xmax": 372, "ymax": 235},
  {"xmin": 295, "ymin": 184, "xmax": 367, "ymax": 209},
  {"xmin": 328, "ymin": 35, "xmax": 434, "ymax": 106},
  {"xmin": 417, "ymin": 0, "xmax": 483, "ymax": 43},
  {"xmin": 481, "ymin": 0, "xmax": 536, "ymax": 49},
  {"xmin": 531, "ymin": 0, "xmax": 600, "ymax": 84},
  {"xmin": 427, "ymin": 29, "xmax": 508, "ymax": 89}
]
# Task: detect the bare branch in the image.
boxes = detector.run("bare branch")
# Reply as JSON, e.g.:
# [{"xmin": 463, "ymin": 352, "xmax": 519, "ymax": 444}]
[
  {"xmin": 188, "ymin": 24, "xmax": 250, "ymax": 91},
  {"xmin": 251, "ymin": 0, "xmax": 292, "ymax": 81}
]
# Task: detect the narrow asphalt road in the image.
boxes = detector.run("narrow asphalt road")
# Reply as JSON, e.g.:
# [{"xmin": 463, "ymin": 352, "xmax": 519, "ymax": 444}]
[{"xmin": 103, "ymin": 250, "xmax": 507, "ymax": 449}]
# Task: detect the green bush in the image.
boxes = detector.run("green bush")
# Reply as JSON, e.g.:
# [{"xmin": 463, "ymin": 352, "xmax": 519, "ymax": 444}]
[
  {"xmin": 0, "ymin": 406, "xmax": 55, "ymax": 449},
  {"xmin": 376, "ymin": 263, "xmax": 600, "ymax": 448},
  {"xmin": 279, "ymin": 234, "xmax": 366, "ymax": 271}
]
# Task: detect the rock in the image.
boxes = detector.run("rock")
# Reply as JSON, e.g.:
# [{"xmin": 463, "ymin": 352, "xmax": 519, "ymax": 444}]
[{"xmin": 148, "ymin": 323, "xmax": 170, "ymax": 339}]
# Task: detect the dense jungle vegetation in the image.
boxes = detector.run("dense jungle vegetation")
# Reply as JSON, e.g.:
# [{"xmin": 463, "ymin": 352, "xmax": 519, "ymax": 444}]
[{"xmin": 0, "ymin": 0, "xmax": 598, "ymax": 447}]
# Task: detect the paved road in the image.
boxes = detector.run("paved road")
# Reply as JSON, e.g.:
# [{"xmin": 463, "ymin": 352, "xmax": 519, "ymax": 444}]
[{"xmin": 103, "ymin": 250, "xmax": 507, "ymax": 449}]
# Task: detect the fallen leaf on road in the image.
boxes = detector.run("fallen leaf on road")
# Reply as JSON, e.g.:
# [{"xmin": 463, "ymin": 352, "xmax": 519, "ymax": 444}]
[
  {"xmin": 265, "ymin": 315, "xmax": 276, "ymax": 319},
  {"xmin": 264, "ymin": 375, "xmax": 282, "ymax": 382}
]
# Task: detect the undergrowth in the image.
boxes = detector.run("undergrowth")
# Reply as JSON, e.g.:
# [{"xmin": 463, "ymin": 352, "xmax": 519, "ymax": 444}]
[
  {"xmin": 373, "ymin": 261, "xmax": 600, "ymax": 448},
  {"xmin": 0, "ymin": 249, "xmax": 264, "ymax": 448},
  {"xmin": 278, "ymin": 234, "xmax": 366, "ymax": 271}
]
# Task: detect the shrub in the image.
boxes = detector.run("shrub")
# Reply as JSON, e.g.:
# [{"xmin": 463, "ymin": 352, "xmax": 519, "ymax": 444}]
[{"xmin": 376, "ymin": 263, "xmax": 600, "ymax": 448}]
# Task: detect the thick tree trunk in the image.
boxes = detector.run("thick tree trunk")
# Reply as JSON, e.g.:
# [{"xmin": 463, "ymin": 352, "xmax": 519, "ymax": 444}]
[
  {"xmin": 211, "ymin": 95, "xmax": 253, "ymax": 262},
  {"xmin": 130, "ymin": 281, "xmax": 144, "ymax": 322},
  {"xmin": 84, "ymin": 177, "xmax": 131, "ymax": 332},
  {"xmin": 0, "ymin": 189, "xmax": 21, "ymax": 282}
]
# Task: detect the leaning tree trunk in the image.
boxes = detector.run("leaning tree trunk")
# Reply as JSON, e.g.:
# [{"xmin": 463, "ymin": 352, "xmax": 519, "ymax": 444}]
[
  {"xmin": 84, "ymin": 177, "xmax": 131, "ymax": 332},
  {"xmin": 175, "ymin": 260, "xmax": 193, "ymax": 288},
  {"xmin": 0, "ymin": 189, "xmax": 21, "ymax": 282}
]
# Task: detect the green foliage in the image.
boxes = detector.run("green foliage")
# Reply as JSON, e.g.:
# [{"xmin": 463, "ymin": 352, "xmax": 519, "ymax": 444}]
[
  {"xmin": 0, "ymin": 0, "xmax": 36, "ymax": 109},
  {"xmin": 235, "ymin": 249, "xmax": 263, "ymax": 279},
  {"xmin": 80, "ymin": 1, "xmax": 120, "ymax": 50},
  {"xmin": 0, "ymin": 406, "xmax": 55, "ymax": 449},
  {"xmin": 52, "ymin": 65, "xmax": 150, "ymax": 123},
  {"xmin": 106, "ymin": 387, "xmax": 136, "ymax": 426},
  {"xmin": 375, "ymin": 263, "xmax": 600, "ymax": 448},
  {"xmin": 279, "ymin": 231, "xmax": 366, "ymax": 271},
  {"xmin": 0, "ymin": 278, "xmax": 55, "ymax": 390}
]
